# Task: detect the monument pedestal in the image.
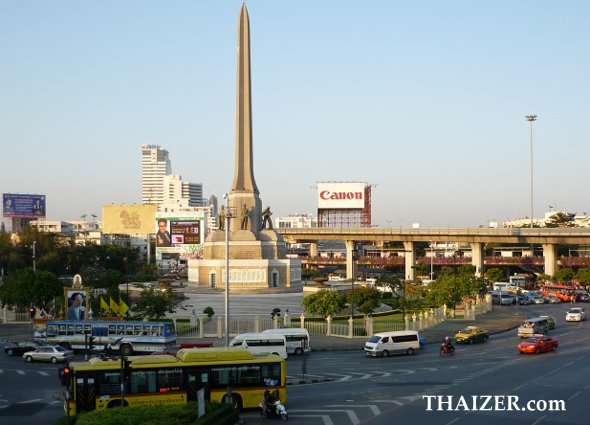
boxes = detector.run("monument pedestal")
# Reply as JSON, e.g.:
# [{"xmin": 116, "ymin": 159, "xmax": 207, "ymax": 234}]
[{"xmin": 188, "ymin": 229, "xmax": 301, "ymax": 289}]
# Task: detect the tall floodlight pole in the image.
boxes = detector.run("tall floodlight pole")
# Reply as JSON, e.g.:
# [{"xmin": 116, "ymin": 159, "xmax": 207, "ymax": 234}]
[
  {"xmin": 224, "ymin": 194, "xmax": 230, "ymax": 347},
  {"xmin": 32, "ymin": 241, "xmax": 36, "ymax": 272},
  {"xmin": 526, "ymin": 114, "xmax": 537, "ymax": 231}
]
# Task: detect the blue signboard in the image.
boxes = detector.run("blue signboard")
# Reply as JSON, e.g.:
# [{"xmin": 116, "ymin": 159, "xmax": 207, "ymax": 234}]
[{"xmin": 2, "ymin": 193, "xmax": 46, "ymax": 218}]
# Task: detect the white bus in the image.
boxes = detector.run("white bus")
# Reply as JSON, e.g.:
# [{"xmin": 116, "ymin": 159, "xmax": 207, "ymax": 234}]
[
  {"xmin": 229, "ymin": 332, "xmax": 288, "ymax": 359},
  {"xmin": 262, "ymin": 328, "xmax": 311, "ymax": 355}
]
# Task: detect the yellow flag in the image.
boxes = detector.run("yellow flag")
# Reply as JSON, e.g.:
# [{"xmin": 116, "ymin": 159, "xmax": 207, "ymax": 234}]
[
  {"xmin": 109, "ymin": 296, "xmax": 119, "ymax": 314},
  {"xmin": 119, "ymin": 297, "xmax": 129, "ymax": 317},
  {"xmin": 100, "ymin": 296, "xmax": 111, "ymax": 313}
]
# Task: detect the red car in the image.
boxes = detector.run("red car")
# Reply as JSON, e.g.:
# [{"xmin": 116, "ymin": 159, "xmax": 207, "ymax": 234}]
[{"xmin": 518, "ymin": 334, "xmax": 558, "ymax": 354}]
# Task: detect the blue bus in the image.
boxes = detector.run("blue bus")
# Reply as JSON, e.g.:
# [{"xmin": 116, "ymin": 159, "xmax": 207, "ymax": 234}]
[{"xmin": 43, "ymin": 320, "xmax": 176, "ymax": 356}]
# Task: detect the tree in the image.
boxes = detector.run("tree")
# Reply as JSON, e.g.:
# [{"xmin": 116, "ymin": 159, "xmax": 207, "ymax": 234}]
[
  {"xmin": 302, "ymin": 289, "xmax": 344, "ymax": 317},
  {"xmin": 271, "ymin": 308, "xmax": 281, "ymax": 319},
  {"xmin": 203, "ymin": 306, "xmax": 215, "ymax": 318},
  {"xmin": 347, "ymin": 286, "xmax": 382, "ymax": 316},
  {"xmin": 375, "ymin": 274, "xmax": 402, "ymax": 296},
  {"xmin": 0, "ymin": 268, "xmax": 63, "ymax": 308},
  {"xmin": 485, "ymin": 268, "xmax": 504, "ymax": 284},
  {"xmin": 131, "ymin": 289, "xmax": 178, "ymax": 320},
  {"xmin": 575, "ymin": 268, "xmax": 590, "ymax": 286},
  {"xmin": 426, "ymin": 266, "xmax": 487, "ymax": 308},
  {"xmin": 554, "ymin": 268, "xmax": 575, "ymax": 283},
  {"xmin": 545, "ymin": 212, "xmax": 577, "ymax": 228}
]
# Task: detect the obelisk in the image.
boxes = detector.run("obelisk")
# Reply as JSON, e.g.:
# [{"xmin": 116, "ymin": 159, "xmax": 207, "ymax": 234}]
[{"xmin": 229, "ymin": 4, "xmax": 261, "ymax": 234}]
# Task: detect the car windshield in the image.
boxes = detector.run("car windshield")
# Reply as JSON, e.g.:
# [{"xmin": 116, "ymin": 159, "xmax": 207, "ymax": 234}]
[
  {"xmin": 569, "ymin": 309, "xmax": 581, "ymax": 313},
  {"xmin": 524, "ymin": 338, "xmax": 540, "ymax": 343},
  {"xmin": 54, "ymin": 346, "xmax": 67, "ymax": 352},
  {"xmin": 367, "ymin": 336, "xmax": 381, "ymax": 343},
  {"xmin": 460, "ymin": 328, "xmax": 475, "ymax": 334}
]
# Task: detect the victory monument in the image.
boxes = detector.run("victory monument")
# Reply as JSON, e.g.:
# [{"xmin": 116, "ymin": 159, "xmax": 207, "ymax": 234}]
[{"xmin": 188, "ymin": 5, "xmax": 302, "ymax": 289}]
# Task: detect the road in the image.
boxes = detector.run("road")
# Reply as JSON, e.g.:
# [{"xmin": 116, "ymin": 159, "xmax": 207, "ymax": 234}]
[
  {"xmin": 1, "ymin": 301, "xmax": 587, "ymax": 424},
  {"xmin": 242, "ymin": 302, "xmax": 589, "ymax": 425}
]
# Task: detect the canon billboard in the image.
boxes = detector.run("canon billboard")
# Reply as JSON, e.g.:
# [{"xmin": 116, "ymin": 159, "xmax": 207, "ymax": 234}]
[{"xmin": 317, "ymin": 182, "xmax": 365, "ymax": 209}]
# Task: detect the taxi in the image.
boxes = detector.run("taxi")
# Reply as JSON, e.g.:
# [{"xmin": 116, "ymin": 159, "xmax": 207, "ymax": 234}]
[
  {"xmin": 517, "ymin": 334, "xmax": 558, "ymax": 354},
  {"xmin": 455, "ymin": 326, "xmax": 489, "ymax": 344}
]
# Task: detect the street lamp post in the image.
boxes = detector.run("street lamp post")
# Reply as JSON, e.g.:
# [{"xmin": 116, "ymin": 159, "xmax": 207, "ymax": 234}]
[
  {"xmin": 526, "ymin": 114, "xmax": 537, "ymax": 231},
  {"xmin": 430, "ymin": 242, "xmax": 434, "ymax": 281},
  {"xmin": 32, "ymin": 241, "xmax": 36, "ymax": 272},
  {"xmin": 224, "ymin": 194, "xmax": 230, "ymax": 347}
]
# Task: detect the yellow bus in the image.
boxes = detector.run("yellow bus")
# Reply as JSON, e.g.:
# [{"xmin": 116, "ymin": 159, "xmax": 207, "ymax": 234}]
[{"xmin": 63, "ymin": 347, "xmax": 286, "ymax": 416}]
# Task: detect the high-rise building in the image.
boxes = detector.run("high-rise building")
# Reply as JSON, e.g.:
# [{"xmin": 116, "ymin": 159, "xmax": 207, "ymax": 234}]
[
  {"xmin": 141, "ymin": 144, "xmax": 203, "ymax": 208},
  {"xmin": 141, "ymin": 144, "xmax": 171, "ymax": 205}
]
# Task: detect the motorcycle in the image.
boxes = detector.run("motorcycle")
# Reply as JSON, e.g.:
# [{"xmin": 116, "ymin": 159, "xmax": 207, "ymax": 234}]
[
  {"xmin": 439, "ymin": 343, "xmax": 455, "ymax": 356},
  {"xmin": 260, "ymin": 399, "xmax": 288, "ymax": 421}
]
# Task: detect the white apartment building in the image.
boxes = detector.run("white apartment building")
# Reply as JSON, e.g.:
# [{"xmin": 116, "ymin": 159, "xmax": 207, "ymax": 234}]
[
  {"xmin": 141, "ymin": 144, "xmax": 204, "ymax": 209},
  {"xmin": 141, "ymin": 144, "xmax": 171, "ymax": 205},
  {"xmin": 276, "ymin": 214, "xmax": 317, "ymax": 229}
]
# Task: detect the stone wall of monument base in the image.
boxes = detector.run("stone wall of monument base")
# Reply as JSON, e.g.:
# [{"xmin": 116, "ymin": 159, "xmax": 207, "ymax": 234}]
[{"xmin": 189, "ymin": 262, "xmax": 293, "ymax": 289}]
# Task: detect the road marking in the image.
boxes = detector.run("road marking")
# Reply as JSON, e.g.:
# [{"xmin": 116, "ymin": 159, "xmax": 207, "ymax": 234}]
[
  {"xmin": 290, "ymin": 409, "xmax": 360, "ymax": 425},
  {"xmin": 19, "ymin": 399, "xmax": 43, "ymax": 404},
  {"xmin": 349, "ymin": 372, "xmax": 372, "ymax": 380},
  {"xmin": 327, "ymin": 404, "xmax": 381, "ymax": 415},
  {"xmin": 37, "ymin": 371, "xmax": 49, "ymax": 376},
  {"xmin": 563, "ymin": 361, "xmax": 575, "ymax": 367},
  {"xmin": 292, "ymin": 415, "xmax": 334, "ymax": 425},
  {"xmin": 445, "ymin": 417, "xmax": 461, "ymax": 425},
  {"xmin": 323, "ymin": 373, "xmax": 352, "ymax": 381},
  {"xmin": 568, "ymin": 391, "xmax": 581, "ymax": 401},
  {"xmin": 546, "ymin": 367, "xmax": 561, "ymax": 375},
  {"xmin": 531, "ymin": 414, "xmax": 547, "ymax": 425},
  {"xmin": 512, "ymin": 383, "xmax": 528, "ymax": 391},
  {"xmin": 16, "ymin": 370, "xmax": 25, "ymax": 375},
  {"xmin": 371, "ymin": 399, "xmax": 404, "ymax": 405}
]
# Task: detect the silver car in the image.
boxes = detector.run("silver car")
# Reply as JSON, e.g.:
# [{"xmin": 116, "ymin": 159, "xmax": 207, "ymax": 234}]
[{"xmin": 23, "ymin": 346, "xmax": 74, "ymax": 363}]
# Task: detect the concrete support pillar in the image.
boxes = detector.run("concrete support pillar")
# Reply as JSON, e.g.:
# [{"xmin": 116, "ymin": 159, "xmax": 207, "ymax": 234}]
[
  {"xmin": 199, "ymin": 317, "xmax": 204, "ymax": 338},
  {"xmin": 404, "ymin": 315, "xmax": 409, "ymax": 331},
  {"xmin": 326, "ymin": 315, "xmax": 332, "ymax": 336},
  {"xmin": 348, "ymin": 316, "xmax": 354, "ymax": 338},
  {"xmin": 300, "ymin": 313, "xmax": 305, "ymax": 329},
  {"xmin": 542, "ymin": 243, "xmax": 558, "ymax": 277},
  {"xmin": 366, "ymin": 317, "xmax": 374, "ymax": 336},
  {"xmin": 345, "ymin": 240, "xmax": 357, "ymax": 280},
  {"xmin": 254, "ymin": 315, "xmax": 260, "ymax": 333},
  {"xmin": 309, "ymin": 242, "xmax": 318, "ymax": 258},
  {"xmin": 471, "ymin": 242, "xmax": 485, "ymax": 277},
  {"xmin": 403, "ymin": 241, "xmax": 415, "ymax": 281}
]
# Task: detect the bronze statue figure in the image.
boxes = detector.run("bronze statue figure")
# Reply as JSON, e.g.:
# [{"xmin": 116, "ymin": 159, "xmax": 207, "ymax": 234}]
[
  {"xmin": 218, "ymin": 205, "xmax": 226, "ymax": 231},
  {"xmin": 240, "ymin": 204, "xmax": 250, "ymax": 230},
  {"xmin": 262, "ymin": 206, "xmax": 273, "ymax": 230}
]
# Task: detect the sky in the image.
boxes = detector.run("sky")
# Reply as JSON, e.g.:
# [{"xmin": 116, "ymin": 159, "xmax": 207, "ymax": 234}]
[{"xmin": 1, "ymin": 0, "xmax": 589, "ymax": 229}]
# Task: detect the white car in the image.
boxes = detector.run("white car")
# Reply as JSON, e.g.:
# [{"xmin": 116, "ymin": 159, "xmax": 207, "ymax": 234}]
[
  {"xmin": 23, "ymin": 346, "xmax": 74, "ymax": 363},
  {"xmin": 566, "ymin": 307, "xmax": 586, "ymax": 322}
]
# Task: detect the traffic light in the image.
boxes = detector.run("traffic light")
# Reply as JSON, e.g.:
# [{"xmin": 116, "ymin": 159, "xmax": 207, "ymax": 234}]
[
  {"xmin": 58, "ymin": 367, "xmax": 72, "ymax": 387},
  {"xmin": 28, "ymin": 307, "xmax": 36, "ymax": 319}
]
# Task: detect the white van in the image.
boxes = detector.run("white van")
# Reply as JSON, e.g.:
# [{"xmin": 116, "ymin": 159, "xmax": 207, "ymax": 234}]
[
  {"xmin": 229, "ymin": 332, "xmax": 288, "ymax": 359},
  {"xmin": 364, "ymin": 330, "xmax": 420, "ymax": 357},
  {"xmin": 262, "ymin": 328, "xmax": 311, "ymax": 355},
  {"xmin": 518, "ymin": 317, "xmax": 549, "ymax": 338}
]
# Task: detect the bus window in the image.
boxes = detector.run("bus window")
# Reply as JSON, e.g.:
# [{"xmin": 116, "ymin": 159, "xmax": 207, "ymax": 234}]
[
  {"xmin": 157, "ymin": 369, "xmax": 183, "ymax": 392},
  {"xmin": 108, "ymin": 325, "xmax": 116, "ymax": 335},
  {"xmin": 67, "ymin": 325, "xmax": 75, "ymax": 336},
  {"xmin": 213, "ymin": 366, "xmax": 236, "ymax": 386},
  {"xmin": 152, "ymin": 326, "xmax": 161, "ymax": 336},
  {"xmin": 117, "ymin": 325, "xmax": 125, "ymax": 335},
  {"xmin": 142, "ymin": 325, "xmax": 151, "ymax": 336},
  {"xmin": 84, "ymin": 325, "xmax": 92, "ymax": 335},
  {"xmin": 261, "ymin": 363, "xmax": 281, "ymax": 386},
  {"xmin": 134, "ymin": 325, "xmax": 142, "ymax": 336},
  {"xmin": 237, "ymin": 365, "xmax": 260, "ymax": 385},
  {"xmin": 126, "ymin": 325, "xmax": 134, "ymax": 336},
  {"xmin": 75, "ymin": 325, "xmax": 83, "ymax": 335},
  {"xmin": 130, "ymin": 370, "xmax": 157, "ymax": 394},
  {"xmin": 99, "ymin": 372, "xmax": 123, "ymax": 396}
]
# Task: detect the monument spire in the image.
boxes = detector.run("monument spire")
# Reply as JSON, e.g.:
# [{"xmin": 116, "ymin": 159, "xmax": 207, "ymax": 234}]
[{"xmin": 231, "ymin": 3, "xmax": 259, "ymax": 194}]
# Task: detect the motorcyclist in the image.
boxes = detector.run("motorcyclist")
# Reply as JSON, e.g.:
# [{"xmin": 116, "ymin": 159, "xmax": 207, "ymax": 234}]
[
  {"xmin": 442, "ymin": 336, "xmax": 454, "ymax": 353},
  {"xmin": 263, "ymin": 390, "xmax": 276, "ymax": 414}
]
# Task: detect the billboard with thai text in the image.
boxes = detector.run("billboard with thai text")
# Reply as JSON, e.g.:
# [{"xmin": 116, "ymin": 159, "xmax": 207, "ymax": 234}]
[
  {"xmin": 2, "ymin": 193, "xmax": 46, "ymax": 218},
  {"xmin": 102, "ymin": 204, "xmax": 158, "ymax": 234}
]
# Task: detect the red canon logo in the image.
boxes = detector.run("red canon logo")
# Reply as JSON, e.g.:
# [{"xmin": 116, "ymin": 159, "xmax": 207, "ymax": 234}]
[{"xmin": 319, "ymin": 190, "xmax": 363, "ymax": 201}]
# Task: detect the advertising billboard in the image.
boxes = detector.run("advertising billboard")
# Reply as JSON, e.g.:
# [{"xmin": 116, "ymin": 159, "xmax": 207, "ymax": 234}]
[
  {"xmin": 156, "ymin": 216, "xmax": 204, "ymax": 261},
  {"xmin": 2, "ymin": 193, "xmax": 46, "ymax": 218},
  {"xmin": 102, "ymin": 204, "xmax": 158, "ymax": 234},
  {"xmin": 317, "ymin": 182, "xmax": 365, "ymax": 209}
]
